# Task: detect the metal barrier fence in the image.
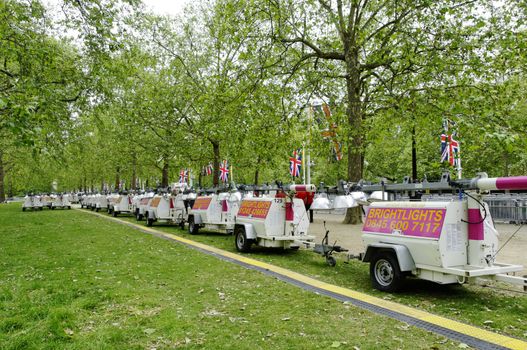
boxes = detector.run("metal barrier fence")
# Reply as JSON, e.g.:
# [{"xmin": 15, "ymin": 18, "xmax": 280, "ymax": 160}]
[
  {"xmin": 315, "ymin": 193, "xmax": 527, "ymax": 224},
  {"xmin": 484, "ymin": 194, "xmax": 527, "ymax": 224},
  {"xmin": 421, "ymin": 193, "xmax": 527, "ymax": 224}
]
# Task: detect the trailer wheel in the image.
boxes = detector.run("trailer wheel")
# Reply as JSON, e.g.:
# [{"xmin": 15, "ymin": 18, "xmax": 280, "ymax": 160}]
[
  {"xmin": 95, "ymin": 207, "xmax": 100, "ymax": 212},
  {"xmin": 370, "ymin": 252, "xmax": 404, "ymax": 292},
  {"xmin": 326, "ymin": 255, "xmax": 336, "ymax": 267},
  {"xmin": 136, "ymin": 212, "xmax": 143, "ymax": 221},
  {"xmin": 188, "ymin": 216, "xmax": 199, "ymax": 235},
  {"xmin": 146, "ymin": 217, "xmax": 154, "ymax": 227},
  {"xmin": 235, "ymin": 226, "xmax": 252, "ymax": 253},
  {"xmin": 179, "ymin": 221, "xmax": 185, "ymax": 229}
]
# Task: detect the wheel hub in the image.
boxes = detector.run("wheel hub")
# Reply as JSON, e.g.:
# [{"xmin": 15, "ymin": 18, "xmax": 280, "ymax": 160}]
[{"xmin": 375, "ymin": 259, "xmax": 394, "ymax": 286}]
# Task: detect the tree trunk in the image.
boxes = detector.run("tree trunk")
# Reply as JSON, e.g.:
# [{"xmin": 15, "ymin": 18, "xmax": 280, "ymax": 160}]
[
  {"xmin": 131, "ymin": 153, "xmax": 137, "ymax": 190},
  {"xmin": 115, "ymin": 166, "xmax": 121, "ymax": 190},
  {"xmin": 254, "ymin": 156, "xmax": 261, "ymax": 185},
  {"xmin": 0, "ymin": 151, "xmax": 5, "ymax": 203},
  {"xmin": 7, "ymin": 175, "xmax": 13, "ymax": 198},
  {"xmin": 161, "ymin": 159, "xmax": 169, "ymax": 188},
  {"xmin": 343, "ymin": 47, "xmax": 364, "ymax": 225},
  {"xmin": 212, "ymin": 140, "xmax": 220, "ymax": 187}
]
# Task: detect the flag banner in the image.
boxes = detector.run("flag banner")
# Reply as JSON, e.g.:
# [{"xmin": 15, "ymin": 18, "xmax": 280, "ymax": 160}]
[
  {"xmin": 219, "ymin": 160, "xmax": 229, "ymax": 183},
  {"xmin": 179, "ymin": 169, "xmax": 189, "ymax": 184},
  {"xmin": 440, "ymin": 119, "xmax": 461, "ymax": 170},
  {"xmin": 289, "ymin": 149, "xmax": 302, "ymax": 177},
  {"xmin": 207, "ymin": 162, "xmax": 213, "ymax": 176},
  {"xmin": 314, "ymin": 103, "xmax": 343, "ymax": 161}
]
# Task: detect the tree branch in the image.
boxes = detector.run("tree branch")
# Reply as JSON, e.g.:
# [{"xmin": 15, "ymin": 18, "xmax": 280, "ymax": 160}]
[{"xmin": 281, "ymin": 37, "xmax": 345, "ymax": 60}]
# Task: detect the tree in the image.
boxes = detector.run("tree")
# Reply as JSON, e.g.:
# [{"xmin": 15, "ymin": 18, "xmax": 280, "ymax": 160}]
[
  {"xmin": 0, "ymin": 0, "xmax": 83, "ymax": 201},
  {"xmin": 270, "ymin": 0, "xmax": 516, "ymax": 222}
]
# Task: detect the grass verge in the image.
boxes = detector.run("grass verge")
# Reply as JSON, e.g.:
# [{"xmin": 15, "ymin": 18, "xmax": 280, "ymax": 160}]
[
  {"xmin": 115, "ymin": 210, "xmax": 527, "ymax": 341},
  {"xmin": 0, "ymin": 202, "xmax": 465, "ymax": 349}
]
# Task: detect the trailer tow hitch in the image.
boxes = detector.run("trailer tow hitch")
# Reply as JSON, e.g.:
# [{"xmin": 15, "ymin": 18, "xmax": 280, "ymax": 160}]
[{"xmin": 311, "ymin": 221, "xmax": 348, "ymax": 267}]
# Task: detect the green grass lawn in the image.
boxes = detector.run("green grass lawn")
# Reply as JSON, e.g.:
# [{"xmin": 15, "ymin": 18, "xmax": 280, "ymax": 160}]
[
  {"xmin": 116, "ymin": 210, "xmax": 527, "ymax": 341},
  {"xmin": 0, "ymin": 204, "xmax": 520, "ymax": 350}
]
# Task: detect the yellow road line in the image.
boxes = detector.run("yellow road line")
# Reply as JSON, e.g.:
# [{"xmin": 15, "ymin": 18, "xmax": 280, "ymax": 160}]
[{"xmin": 81, "ymin": 209, "xmax": 526, "ymax": 350}]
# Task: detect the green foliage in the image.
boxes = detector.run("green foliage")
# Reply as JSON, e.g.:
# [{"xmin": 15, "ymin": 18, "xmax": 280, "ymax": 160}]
[{"xmin": 2, "ymin": 0, "xmax": 527, "ymax": 196}]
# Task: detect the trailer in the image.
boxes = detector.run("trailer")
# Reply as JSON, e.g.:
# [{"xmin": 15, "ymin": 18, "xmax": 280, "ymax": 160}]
[
  {"xmin": 51, "ymin": 194, "xmax": 71, "ymax": 210},
  {"xmin": 234, "ymin": 185, "xmax": 316, "ymax": 252},
  {"xmin": 40, "ymin": 195, "xmax": 53, "ymax": 209},
  {"xmin": 187, "ymin": 191, "xmax": 241, "ymax": 235},
  {"xmin": 145, "ymin": 186, "xmax": 194, "ymax": 228},
  {"xmin": 133, "ymin": 192, "xmax": 154, "ymax": 221},
  {"xmin": 92, "ymin": 193, "xmax": 108, "ymax": 212},
  {"xmin": 109, "ymin": 193, "xmax": 133, "ymax": 217},
  {"xmin": 22, "ymin": 195, "xmax": 43, "ymax": 211},
  {"xmin": 352, "ymin": 173, "xmax": 527, "ymax": 292}
]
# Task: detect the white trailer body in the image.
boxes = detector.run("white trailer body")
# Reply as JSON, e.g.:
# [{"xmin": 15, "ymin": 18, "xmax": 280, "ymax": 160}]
[
  {"xmin": 22, "ymin": 195, "xmax": 43, "ymax": 211},
  {"xmin": 40, "ymin": 195, "xmax": 53, "ymax": 209},
  {"xmin": 51, "ymin": 194, "xmax": 71, "ymax": 209},
  {"xmin": 188, "ymin": 192, "xmax": 240, "ymax": 234},
  {"xmin": 234, "ymin": 185, "xmax": 316, "ymax": 252},
  {"xmin": 145, "ymin": 192, "xmax": 191, "ymax": 228},
  {"xmin": 94, "ymin": 194, "xmax": 108, "ymax": 212},
  {"xmin": 359, "ymin": 174, "xmax": 527, "ymax": 292},
  {"xmin": 110, "ymin": 194, "xmax": 133, "ymax": 216},
  {"xmin": 134, "ymin": 194, "xmax": 153, "ymax": 220}
]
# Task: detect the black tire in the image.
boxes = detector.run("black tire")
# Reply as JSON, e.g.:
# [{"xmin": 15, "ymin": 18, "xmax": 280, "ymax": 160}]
[
  {"xmin": 146, "ymin": 216, "xmax": 154, "ymax": 227},
  {"xmin": 136, "ymin": 212, "xmax": 143, "ymax": 221},
  {"xmin": 107, "ymin": 207, "xmax": 112, "ymax": 214},
  {"xmin": 95, "ymin": 207, "xmax": 100, "ymax": 212},
  {"xmin": 188, "ymin": 216, "xmax": 199, "ymax": 235},
  {"xmin": 179, "ymin": 220, "xmax": 185, "ymax": 229},
  {"xmin": 370, "ymin": 252, "xmax": 404, "ymax": 292},
  {"xmin": 112, "ymin": 210, "xmax": 118, "ymax": 217},
  {"xmin": 326, "ymin": 255, "xmax": 337, "ymax": 267},
  {"xmin": 235, "ymin": 226, "xmax": 252, "ymax": 252}
]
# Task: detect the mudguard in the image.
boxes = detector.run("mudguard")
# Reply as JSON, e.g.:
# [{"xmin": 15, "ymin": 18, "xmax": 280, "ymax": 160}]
[
  {"xmin": 236, "ymin": 223, "xmax": 256, "ymax": 240},
  {"xmin": 193, "ymin": 214, "xmax": 203, "ymax": 224},
  {"xmin": 362, "ymin": 243, "xmax": 416, "ymax": 272}
]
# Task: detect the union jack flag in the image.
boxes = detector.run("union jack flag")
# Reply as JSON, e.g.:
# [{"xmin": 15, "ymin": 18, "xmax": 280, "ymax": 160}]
[
  {"xmin": 289, "ymin": 149, "xmax": 302, "ymax": 177},
  {"xmin": 179, "ymin": 169, "xmax": 189, "ymax": 184},
  {"xmin": 219, "ymin": 160, "xmax": 229, "ymax": 183},
  {"xmin": 449, "ymin": 135, "xmax": 460, "ymax": 167},
  {"xmin": 206, "ymin": 162, "xmax": 213, "ymax": 176},
  {"xmin": 440, "ymin": 133, "xmax": 448, "ymax": 163},
  {"xmin": 440, "ymin": 133, "xmax": 460, "ymax": 167}
]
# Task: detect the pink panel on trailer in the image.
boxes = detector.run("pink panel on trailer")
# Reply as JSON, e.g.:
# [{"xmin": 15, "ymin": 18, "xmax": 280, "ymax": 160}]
[
  {"xmin": 467, "ymin": 208, "xmax": 484, "ymax": 240},
  {"xmin": 285, "ymin": 202, "xmax": 294, "ymax": 221},
  {"xmin": 495, "ymin": 176, "xmax": 527, "ymax": 190},
  {"xmin": 221, "ymin": 199, "xmax": 228, "ymax": 212},
  {"xmin": 362, "ymin": 207, "xmax": 445, "ymax": 239}
]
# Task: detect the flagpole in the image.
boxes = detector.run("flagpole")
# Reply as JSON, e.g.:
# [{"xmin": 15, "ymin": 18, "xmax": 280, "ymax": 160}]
[
  {"xmin": 307, "ymin": 105, "xmax": 312, "ymax": 185},
  {"xmin": 302, "ymin": 144, "xmax": 306, "ymax": 185}
]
